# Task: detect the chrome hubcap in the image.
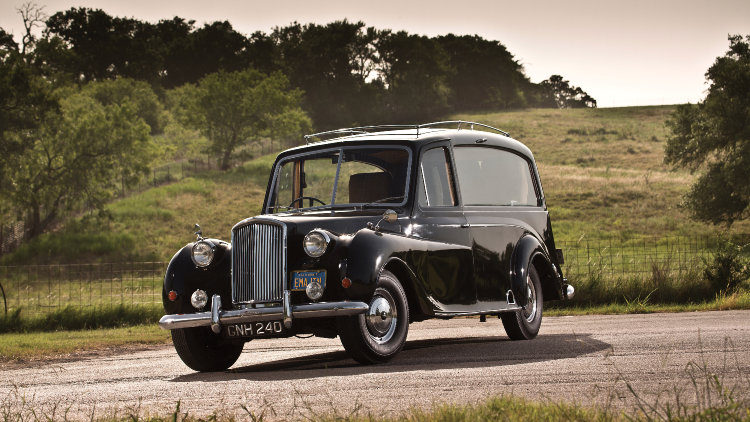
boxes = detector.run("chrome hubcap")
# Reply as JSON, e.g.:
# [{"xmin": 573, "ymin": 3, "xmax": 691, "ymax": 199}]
[
  {"xmin": 523, "ymin": 274, "xmax": 537, "ymax": 323},
  {"xmin": 365, "ymin": 291, "xmax": 397, "ymax": 344}
]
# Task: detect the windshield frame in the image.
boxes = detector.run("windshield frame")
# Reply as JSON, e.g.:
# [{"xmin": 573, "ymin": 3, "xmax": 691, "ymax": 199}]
[{"xmin": 265, "ymin": 145, "xmax": 413, "ymax": 214}]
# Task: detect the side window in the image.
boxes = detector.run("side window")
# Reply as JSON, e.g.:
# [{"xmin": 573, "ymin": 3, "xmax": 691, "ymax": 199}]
[
  {"xmin": 453, "ymin": 147, "xmax": 538, "ymax": 206},
  {"xmin": 418, "ymin": 147, "xmax": 457, "ymax": 207}
]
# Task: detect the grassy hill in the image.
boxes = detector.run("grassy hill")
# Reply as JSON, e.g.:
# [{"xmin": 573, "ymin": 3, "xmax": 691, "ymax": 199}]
[{"xmin": 4, "ymin": 105, "xmax": 748, "ymax": 264}]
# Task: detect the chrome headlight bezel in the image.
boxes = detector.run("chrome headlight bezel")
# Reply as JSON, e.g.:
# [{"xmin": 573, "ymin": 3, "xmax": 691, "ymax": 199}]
[
  {"xmin": 191, "ymin": 240, "xmax": 216, "ymax": 267},
  {"xmin": 303, "ymin": 230, "xmax": 330, "ymax": 258}
]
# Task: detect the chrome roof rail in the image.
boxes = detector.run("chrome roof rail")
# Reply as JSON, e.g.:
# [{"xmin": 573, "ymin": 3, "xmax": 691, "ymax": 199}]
[
  {"xmin": 303, "ymin": 121, "xmax": 510, "ymax": 144},
  {"xmin": 418, "ymin": 120, "xmax": 510, "ymax": 137}
]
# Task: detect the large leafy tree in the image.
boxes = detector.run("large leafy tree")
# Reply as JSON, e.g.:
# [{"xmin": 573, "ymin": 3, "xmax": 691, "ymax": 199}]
[
  {"xmin": 377, "ymin": 31, "xmax": 452, "ymax": 123},
  {"xmin": 665, "ymin": 35, "xmax": 750, "ymax": 226},
  {"xmin": 272, "ymin": 20, "xmax": 384, "ymax": 128},
  {"xmin": 176, "ymin": 69, "xmax": 311, "ymax": 170},
  {"xmin": 2, "ymin": 79, "xmax": 154, "ymax": 238},
  {"xmin": 436, "ymin": 35, "xmax": 530, "ymax": 111}
]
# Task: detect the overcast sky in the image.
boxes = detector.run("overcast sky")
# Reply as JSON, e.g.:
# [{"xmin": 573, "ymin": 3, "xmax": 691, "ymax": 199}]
[{"xmin": 1, "ymin": 0, "xmax": 748, "ymax": 107}]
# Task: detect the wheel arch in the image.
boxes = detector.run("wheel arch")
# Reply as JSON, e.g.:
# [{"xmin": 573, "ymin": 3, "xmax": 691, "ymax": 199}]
[
  {"xmin": 512, "ymin": 235, "xmax": 563, "ymax": 306},
  {"xmin": 381, "ymin": 257, "xmax": 431, "ymax": 322}
]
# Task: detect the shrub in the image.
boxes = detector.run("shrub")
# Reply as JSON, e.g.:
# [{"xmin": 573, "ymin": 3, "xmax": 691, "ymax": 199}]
[{"xmin": 703, "ymin": 238, "xmax": 750, "ymax": 294}]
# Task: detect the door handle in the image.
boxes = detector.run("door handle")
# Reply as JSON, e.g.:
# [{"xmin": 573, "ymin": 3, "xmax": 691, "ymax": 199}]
[{"xmin": 460, "ymin": 223, "xmax": 470, "ymax": 228}]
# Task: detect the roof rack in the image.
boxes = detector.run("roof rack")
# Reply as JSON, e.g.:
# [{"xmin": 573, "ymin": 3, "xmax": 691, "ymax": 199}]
[{"xmin": 303, "ymin": 120, "xmax": 510, "ymax": 144}]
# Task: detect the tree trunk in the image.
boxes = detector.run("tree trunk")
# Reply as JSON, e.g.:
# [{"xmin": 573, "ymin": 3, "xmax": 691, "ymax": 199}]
[{"xmin": 220, "ymin": 148, "xmax": 232, "ymax": 171}]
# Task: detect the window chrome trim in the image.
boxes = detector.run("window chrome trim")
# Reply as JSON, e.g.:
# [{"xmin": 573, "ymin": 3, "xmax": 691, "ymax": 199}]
[{"xmin": 266, "ymin": 145, "xmax": 413, "ymax": 213}]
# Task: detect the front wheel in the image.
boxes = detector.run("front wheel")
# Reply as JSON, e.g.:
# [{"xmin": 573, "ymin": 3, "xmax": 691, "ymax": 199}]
[
  {"xmin": 337, "ymin": 270, "xmax": 409, "ymax": 364},
  {"xmin": 171, "ymin": 327, "xmax": 244, "ymax": 372},
  {"xmin": 501, "ymin": 266, "xmax": 543, "ymax": 340}
]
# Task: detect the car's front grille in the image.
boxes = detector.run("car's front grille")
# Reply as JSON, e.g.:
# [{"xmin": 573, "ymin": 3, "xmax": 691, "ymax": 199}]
[{"xmin": 231, "ymin": 219, "xmax": 286, "ymax": 304}]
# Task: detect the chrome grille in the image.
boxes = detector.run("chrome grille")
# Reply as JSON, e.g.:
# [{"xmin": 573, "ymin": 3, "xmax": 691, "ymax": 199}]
[{"xmin": 231, "ymin": 219, "xmax": 286, "ymax": 304}]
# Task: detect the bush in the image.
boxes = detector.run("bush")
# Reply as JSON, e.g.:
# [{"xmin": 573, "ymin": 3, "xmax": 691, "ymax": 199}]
[{"xmin": 703, "ymin": 238, "xmax": 750, "ymax": 294}]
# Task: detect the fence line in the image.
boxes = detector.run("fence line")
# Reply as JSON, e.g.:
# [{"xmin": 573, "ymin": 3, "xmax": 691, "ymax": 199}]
[{"xmin": 0, "ymin": 236, "xmax": 721, "ymax": 318}]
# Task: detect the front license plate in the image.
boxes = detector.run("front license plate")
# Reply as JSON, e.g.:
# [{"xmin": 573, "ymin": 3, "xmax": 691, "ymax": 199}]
[
  {"xmin": 225, "ymin": 321, "xmax": 285, "ymax": 338},
  {"xmin": 291, "ymin": 270, "xmax": 326, "ymax": 291}
]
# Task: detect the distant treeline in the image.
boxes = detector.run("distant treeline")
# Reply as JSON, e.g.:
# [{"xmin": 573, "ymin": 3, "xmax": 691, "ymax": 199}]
[{"xmin": 7, "ymin": 8, "xmax": 595, "ymax": 129}]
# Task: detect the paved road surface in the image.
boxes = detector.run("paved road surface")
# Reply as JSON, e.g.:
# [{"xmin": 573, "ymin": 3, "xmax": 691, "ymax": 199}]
[{"xmin": 2, "ymin": 311, "xmax": 749, "ymax": 420}]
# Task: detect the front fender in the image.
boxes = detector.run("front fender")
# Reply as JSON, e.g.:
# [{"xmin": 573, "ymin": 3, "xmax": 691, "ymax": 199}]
[
  {"xmin": 340, "ymin": 229, "xmax": 433, "ymax": 316},
  {"xmin": 162, "ymin": 239, "xmax": 231, "ymax": 314}
]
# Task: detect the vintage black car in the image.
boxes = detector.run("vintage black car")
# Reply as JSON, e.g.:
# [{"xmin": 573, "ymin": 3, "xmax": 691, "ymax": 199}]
[{"xmin": 159, "ymin": 121, "xmax": 573, "ymax": 371}]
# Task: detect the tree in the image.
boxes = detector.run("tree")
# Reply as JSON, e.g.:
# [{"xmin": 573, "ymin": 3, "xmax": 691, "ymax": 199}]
[
  {"xmin": 272, "ymin": 20, "xmax": 385, "ymax": 128},
  {"xmin": 665, "ymin": 35, "xmax": 750, "ymax": 226},
  {"xmin": 436, "ymin": 34, "xmax": 530, "ymax": 111},
  {"xmin": 377, "ymin": 31, "xmax": 452, "ymax": 123},
  {"xmin": 0, "ymin": 43, "xmax": 58, "ymax": 189},
  {"xmin": 176, "ymin": 69, "xmax": 311, "ymax": 170},
  {"xmin": 538, "ymin": 75, "xmax": 596, "ymax": 108},
  {"xmin": 2, "ymin": 82, "xmax": 153, "ymax": 239}
]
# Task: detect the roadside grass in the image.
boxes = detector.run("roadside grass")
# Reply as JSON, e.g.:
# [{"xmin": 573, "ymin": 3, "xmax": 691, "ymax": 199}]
[
  {"xmin": 0, "ymin": 304, "xmax": 162, "ymax": 333},
  {"xmin": 0, "ymin": 324, "xmax": 167, "ymax": 361}
]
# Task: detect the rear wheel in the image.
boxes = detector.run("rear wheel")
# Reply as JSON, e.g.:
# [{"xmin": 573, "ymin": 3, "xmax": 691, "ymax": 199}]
[
  {"xmin": 337, "ymin": 270, "xmax": 409, "ymax": 364},
  {"xmin": 501, "ymin": 266, "xmax": 543, "ymax": 340},
  {"xmin": 171, "ymin": 327, "xmax": 244, "ymax": 372}
]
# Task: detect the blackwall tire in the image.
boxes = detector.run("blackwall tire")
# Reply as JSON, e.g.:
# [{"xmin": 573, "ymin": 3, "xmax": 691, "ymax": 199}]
[
  {"xmin": 337, "ymin": 270, "xmax": 409, "ymax": 364},
  {"xmin": 171, "ymin": 327, "xmax": 244, "ymax": 372},
  {"xmin": 501, "ymin": 266, "xmax": 543, "ymax": 340}
]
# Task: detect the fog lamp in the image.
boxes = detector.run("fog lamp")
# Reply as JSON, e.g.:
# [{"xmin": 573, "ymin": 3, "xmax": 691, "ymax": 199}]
[
  {"xmin": 305, "ymin": 281, "xmax": 324, "ymax": 301},
  {"xmin": 191, "ymin": 289, "xmax": 208, "ymax": 309}
]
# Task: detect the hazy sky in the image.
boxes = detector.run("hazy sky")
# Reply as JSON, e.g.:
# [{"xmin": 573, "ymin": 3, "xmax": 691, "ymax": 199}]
[{"xmin": 2, "ymin": 0, "xmax": 748, "ymax": 107}]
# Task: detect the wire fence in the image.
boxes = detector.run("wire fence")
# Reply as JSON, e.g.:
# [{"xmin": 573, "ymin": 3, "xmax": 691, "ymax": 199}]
[
  {"xmin": 0, "ymin": 236, "xmax": 726, "ymax": 318},
  {"xmin": 557, "ymin": 236, "xmax": 715, "ymax": 282},
  {"xmin": 0, "ymin": 262, "xmax": 166, "ymax": 318}
]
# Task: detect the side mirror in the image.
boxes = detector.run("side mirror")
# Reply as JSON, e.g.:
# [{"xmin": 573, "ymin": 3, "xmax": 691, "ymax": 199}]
[
  {"xmin": 382, "ymin": 209, "xmax": 397, "ymax": 224},
  {"xmin": 368, "ymin": 209, "xmax": 398, "ymax": 232}
]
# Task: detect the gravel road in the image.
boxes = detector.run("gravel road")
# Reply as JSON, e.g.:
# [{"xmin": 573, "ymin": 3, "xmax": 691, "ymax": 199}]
[{"xmin": 2, "ymin": 311, "xmax": 749, "ymax": 420}]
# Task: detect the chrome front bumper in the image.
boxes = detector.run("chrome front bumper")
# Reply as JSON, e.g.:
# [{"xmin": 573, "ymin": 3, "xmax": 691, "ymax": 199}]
[{"xmin": 159, "ymin": 293, "xmax": 369, "ymax": 333}]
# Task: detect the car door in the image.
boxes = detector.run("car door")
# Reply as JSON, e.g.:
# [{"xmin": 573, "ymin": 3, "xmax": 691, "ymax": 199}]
[
  {"xmin": 408, "ymin": 143, "xmax": 477, "ymax": 312},
  {"xmin": 452, "ymin": 145, "xmax": 545, "ymax": 310}
]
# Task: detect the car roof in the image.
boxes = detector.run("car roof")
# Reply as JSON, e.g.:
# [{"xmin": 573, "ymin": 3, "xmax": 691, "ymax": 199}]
[{"xmin": 278, "ymin": 124, "xmax": 536, "ymax": 162}]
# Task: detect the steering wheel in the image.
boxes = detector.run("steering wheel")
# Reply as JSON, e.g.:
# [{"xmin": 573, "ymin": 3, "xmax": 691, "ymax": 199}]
[{"xmin": 289, "ymin": 196, "xmax": 327, "ymax": 208}]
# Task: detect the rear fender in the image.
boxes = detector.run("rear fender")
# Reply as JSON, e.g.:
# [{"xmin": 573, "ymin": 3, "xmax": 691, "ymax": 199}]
[{"xmin": 511, "ymin": 235, "xmax": 557, "ymax": 307}]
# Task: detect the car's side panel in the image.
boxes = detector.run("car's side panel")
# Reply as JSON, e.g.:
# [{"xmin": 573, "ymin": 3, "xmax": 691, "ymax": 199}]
[{"xmin": 343, "ymin": 228, "xmax": 476, "ymax": 316}]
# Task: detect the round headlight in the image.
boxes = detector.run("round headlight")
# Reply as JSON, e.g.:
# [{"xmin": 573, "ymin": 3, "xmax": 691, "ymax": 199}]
[
  {"xmin": 191, "ymin": 240, "xmax": 215, "ymax": 267},
  {"xmin": 191, "ymin": 289, "xmax": 208, "ymax": 309},
  {"xmin": 303, "ymin": 230, "xmax": 330, "ymax": 258},
  {"xmin": 305, "ymin": 281, "xmax": 324, "ymax": 301}
]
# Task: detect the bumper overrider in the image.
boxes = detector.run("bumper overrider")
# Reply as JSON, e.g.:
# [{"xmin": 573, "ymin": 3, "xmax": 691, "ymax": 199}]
[{"xmin": 159, "ymin": 292, "xmax": 369, "ymax": 333}]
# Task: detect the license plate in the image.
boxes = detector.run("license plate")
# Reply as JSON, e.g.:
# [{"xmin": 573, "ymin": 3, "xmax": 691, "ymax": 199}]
[
  {"xmin": 224, "ymin": 321, "xmax": 285, "ymax": 338},
  {"xmin": 291, "ymin": 270, "xmax": 326, "ymax": 291}
]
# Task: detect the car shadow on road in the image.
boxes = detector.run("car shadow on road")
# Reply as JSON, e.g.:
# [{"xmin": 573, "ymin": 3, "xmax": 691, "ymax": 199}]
[{"xmin": 170, "ymin": 332, "xmax": 610, "ymax": 383}]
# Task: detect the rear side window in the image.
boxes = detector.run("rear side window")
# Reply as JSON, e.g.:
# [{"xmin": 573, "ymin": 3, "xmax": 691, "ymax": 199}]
[
  {"xmin": 453, "ymin": 146, "xmax": 538, "ymax": 206},
  {"xmin": 418, "ymin": 147, "xmax": 457, "ymax": 207}
]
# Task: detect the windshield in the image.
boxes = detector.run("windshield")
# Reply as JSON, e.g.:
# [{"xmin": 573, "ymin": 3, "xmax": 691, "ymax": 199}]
[{"xmin": 267, "ymin": 147, "xmax": 411, "ymax": 213}]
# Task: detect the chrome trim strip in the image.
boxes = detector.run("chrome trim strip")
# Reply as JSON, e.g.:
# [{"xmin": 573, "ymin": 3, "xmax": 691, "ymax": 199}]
[
  {"xmin": 158, "ymin": 300, "xmax": 369, "ymax": 330},
  {"xmin": 210, "ymin": 294, "xmax": 221, "ymax": 333},
  {"xmin": 283, "ymin": 290, "xmax": 292, "ymax": 328},
  {"xmin": 434, "ymin": 307, "xmax": 521, "ymax": 317}
]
